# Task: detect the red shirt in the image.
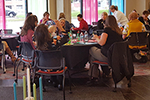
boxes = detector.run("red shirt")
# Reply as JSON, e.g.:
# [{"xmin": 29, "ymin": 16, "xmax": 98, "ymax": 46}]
[{"xmin": 74, "ymin": 19, "xmax": 88, "ymax": 31}]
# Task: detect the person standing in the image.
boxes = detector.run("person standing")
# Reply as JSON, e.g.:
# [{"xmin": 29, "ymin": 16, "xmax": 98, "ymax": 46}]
[{"xmin": 110, "ymin": 5, "xmax": 128, "ymax": 27}]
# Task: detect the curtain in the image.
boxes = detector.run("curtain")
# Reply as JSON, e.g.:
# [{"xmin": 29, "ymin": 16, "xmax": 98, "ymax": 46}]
[
  {"xmin": 0, "ymin": 0, "xmax": 6, "ymax": 29},
  {"xmin": 83, "ymin": 0, "xmax": 98, "ymax": 25}
]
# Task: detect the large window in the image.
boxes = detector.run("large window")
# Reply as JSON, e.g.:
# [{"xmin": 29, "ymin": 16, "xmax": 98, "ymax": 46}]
[
  {"xmin": 27, "ymin": 0, "xmax": 48, "ymax": 23},
  {"xmin": 98, "ymin": 0, "xmax": 109, "ymax": 20},
  {"xmin": 5, "ymin": 0, "xmax": 26, "ymax": 33},
  {"xmin": 71, "ymin": 0, "xmax": 124, "ymax": 25},
  {"xmin": 71, "ymin": 0, "xmax": 81, "ymax": 27}
]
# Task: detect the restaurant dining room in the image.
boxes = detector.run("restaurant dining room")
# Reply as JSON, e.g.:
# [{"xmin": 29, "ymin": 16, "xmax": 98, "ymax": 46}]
[{"xmin": 1, "ymin": 0, "xmax": 150, "ymax": 100}]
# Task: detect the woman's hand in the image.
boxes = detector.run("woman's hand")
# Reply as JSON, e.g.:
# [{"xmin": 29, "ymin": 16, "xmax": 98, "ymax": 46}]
[
  {"xmin": 53, "ymin": 39, "xmax": 57, "ymax": 45},
  {"xmin": 57, "ymin": 36, "xmax": 61, "ymax": 40},
  {"xmin": 92, "ymin": 34, "xmax": 99, "ymax": 40}
]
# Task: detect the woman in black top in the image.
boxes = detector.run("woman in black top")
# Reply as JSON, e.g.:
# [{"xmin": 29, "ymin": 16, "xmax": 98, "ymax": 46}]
[
  {"xmin": 97, "ymin": 12, "xmax": 108, "ymax": 30},
  {"xmin": 88, "ymin": 15, "xmax": 123, "ymax": 84}
]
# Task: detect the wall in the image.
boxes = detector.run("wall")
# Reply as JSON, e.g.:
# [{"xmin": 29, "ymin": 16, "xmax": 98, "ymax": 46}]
[
  {"xmin": 146, "ymin": 0, "xmax": 150, "ymax": 9},
  {"xmin": 125, "ymin": 0, "xmax": 149, "ymax": 17},
  {"xmin": 125, "ymin": 0, "xmax": 136, "ymax": 17}
]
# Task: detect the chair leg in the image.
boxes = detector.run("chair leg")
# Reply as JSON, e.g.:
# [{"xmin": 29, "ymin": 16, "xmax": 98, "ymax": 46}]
[
  {"xmin": 13, "ymin": 57, "xmax": 20, "ymax": 76},
  {"xmin": 63, "ymin": 74, "xmax": 65, "ymax": 100},
  {"xmin": 14, "ymin": 60, "xmax": 21, "ymax": 83},
  {"xmin": 67, "ymin": 70, "xmax": 72, "ymax": 94},
  {"xmin": 22, "ymin": 62, "xmax": 26, "ymax": 71},
  {"xmin": 128, "ymin": 79, "xmax": 131, "ymax": 87},
  {"xmin": 42, "ymin": 75, "xmax": 46, "ymax": 92},
  {"xmin": 113, "ymin": 83, "xmax": 117, "ymax": 92}
]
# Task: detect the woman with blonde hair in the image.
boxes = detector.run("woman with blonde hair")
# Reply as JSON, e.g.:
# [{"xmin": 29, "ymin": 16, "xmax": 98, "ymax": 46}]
[
  {"xmin": 97, "ymin": 12, "xmax": 108, "ymax": 29},
  {"xmin": 58, "ymin": 12, "xmax": 71, "ymax": 30},
  {"xmin": 87, "ymin": 15, "xmax": 123, "ymax": 84}
]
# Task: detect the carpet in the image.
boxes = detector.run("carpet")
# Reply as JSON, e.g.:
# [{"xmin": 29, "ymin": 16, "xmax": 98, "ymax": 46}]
[{"xmin": 0, "ymin": 83, "xmax": 126, "ymax": 100}]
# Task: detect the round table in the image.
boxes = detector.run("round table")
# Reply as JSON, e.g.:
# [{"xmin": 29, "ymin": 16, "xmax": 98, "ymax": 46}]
[
  {"xmin": 61, "ymin": 39, "xmax": 100, "ymax": 70},
  {"xmin": 1, "ymin": 34, "xmax": 19, "ymax": 51}
]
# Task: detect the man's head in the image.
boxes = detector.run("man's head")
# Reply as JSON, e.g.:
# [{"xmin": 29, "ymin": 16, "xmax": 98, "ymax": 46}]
[
  {"xmin": 77, "ymin": 14, "xmax": 83, "ymax": 21},
  {"xmin": 142, "ymin": 10, "xmax": 149, "ymax": 20}
]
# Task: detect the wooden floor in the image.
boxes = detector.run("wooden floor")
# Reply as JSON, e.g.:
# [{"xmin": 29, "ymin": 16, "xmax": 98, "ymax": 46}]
[
  {"xmin": 104, "ymin": 75, "xmax": 150, "ymax": 100},
  {"xmin": 0, "ymin": 60, "xmax": 150, "ymax": 100},
  {"xmin": 121, "ymin": 75, "xmax": 150, "ymax": 100}
]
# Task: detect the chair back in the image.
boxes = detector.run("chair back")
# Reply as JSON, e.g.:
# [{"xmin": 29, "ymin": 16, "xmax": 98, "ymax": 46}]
[
  {"xmin": 35, "ymin": 50, "xmax": 63, "ymax": 70},
  {"xmin": 92, "ymin": 22, "xmax": 98, "ymax": 25},
  {"xmin": 20, "ymin": 42, "xmax": 34, "ymax": 59},
  {"xmin": 87, "ymin": 25, "xmax": 93, "ymax": 35},
  {"xmin": 3, "ymin": 29, "xmax": 13, "ymax": 34},
  {"xmin": 127, "ymin": 32, "xmax": 149, "ymax": 46}
]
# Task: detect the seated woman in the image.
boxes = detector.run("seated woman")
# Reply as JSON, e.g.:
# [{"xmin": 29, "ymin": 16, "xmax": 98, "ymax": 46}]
[
  {"xmin": 97, "ymin": 12, "xmax": 108, "ymax": 30},
  {"xmin": 48, "ymin": 19, "xmax": 67, "ymax": 38},
  {"xmin": 39, "ymin": 12, "xmax": 55, "ymax": 27},
  {"xmin": 34, "ymin": 24, "xmax": 69, "ymax": 90},
  {"xmin": 58, "ymin": 12, "xmax": 71, "ymax": 30},
  {"xmin": 122, "ymin": 12, "xmax": 146, "ymax": 49},
  {"xmin": 88, "ymin": 15, "xmax": 123, "ymax": 84},
  {"xmin": 20, "ymin": 15, "xmax": 38, "ymax": 50},
  {"xmin": 123, "ymin": 12, "xmax": 146, "ymax": 39},
  {"xmin": 0, "ymin": 41, "xmax": 17, "ymax": 64},
  {"xmin": 123, "ymin": 12, "xmax": 147, "ymax": 61}
]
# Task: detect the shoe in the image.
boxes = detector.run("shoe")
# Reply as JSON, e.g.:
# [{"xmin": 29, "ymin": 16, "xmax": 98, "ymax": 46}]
[{"xmin": 58, "ymin": 84, "xmax": 62, "ymax": 90}]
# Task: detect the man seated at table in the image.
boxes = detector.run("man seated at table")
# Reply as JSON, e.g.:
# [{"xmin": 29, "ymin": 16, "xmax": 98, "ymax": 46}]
[
  {"xmin": 72, "ymin": 14, "xmax": 88, "ymax": 31},
  {"xmin": 138, "ymin": 10, "xmax": 150, "ymax": 30}
]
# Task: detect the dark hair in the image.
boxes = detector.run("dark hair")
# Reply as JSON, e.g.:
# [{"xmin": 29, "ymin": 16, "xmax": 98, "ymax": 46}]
[
  {"xmin": 105, "ymin": 15, "xmax": 122, "ymax": 35},
  {"xmin": 77, "ymin": 14, "xmax": 83, "ymax": 18},
  {"xmin": 143, "ymin": 10, "xmax": 149, "ymax": 15},
  {"xmin": 26, "ymin": 12, "xmax": 32, "ymax": 18},
  {"xmin": 43, "ymin": 12, "xmax": 50, "ymax": 17},
  {"xmin": 34, "ymin": 24, "xmax": 52, "ymax": 50},
  {"xmin": 21, "ymin": 15, "xmax": 38, "ymax": 36},
  {"xmin": 58, "ymin": 12, "xmax": 66, "ymax": 19},
  {"xmin": 110, "ymin": 5, "xmax": 118, "ymax": 11}
]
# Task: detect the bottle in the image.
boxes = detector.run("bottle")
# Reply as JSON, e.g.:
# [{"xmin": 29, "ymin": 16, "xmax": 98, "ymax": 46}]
[
  {"xmin": 80, "ymin": 32, "xmax": 84, "ymax": 42},
  {"xmin": 68, "ymin": 32, "xmax": 71, "ymax": 44},
  {"xmin": 84, "ymin": 31, "xmax": 88, "ymax": 42},
  {"xmin": 69, "ymin": 29, "xmax": 72, "ymax": 40},
  {"xmin": 76, "ymin": 31, "xmax": 80, "ymax": 43}
]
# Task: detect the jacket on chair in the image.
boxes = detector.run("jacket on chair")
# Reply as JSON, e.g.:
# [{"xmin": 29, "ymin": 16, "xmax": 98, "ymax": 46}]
[{"xmin": 107, "ymin": 41, "xmax": 134, "ymax": 84}]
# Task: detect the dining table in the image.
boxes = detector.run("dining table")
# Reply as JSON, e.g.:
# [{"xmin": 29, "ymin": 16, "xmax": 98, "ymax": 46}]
[
  {"xmin": 1, "ymin": 34, "xmax": 19, "ymax": 51},
  {"xmin": 61, "ymin": 39, "xmax": 100, "ymax": 70}
]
